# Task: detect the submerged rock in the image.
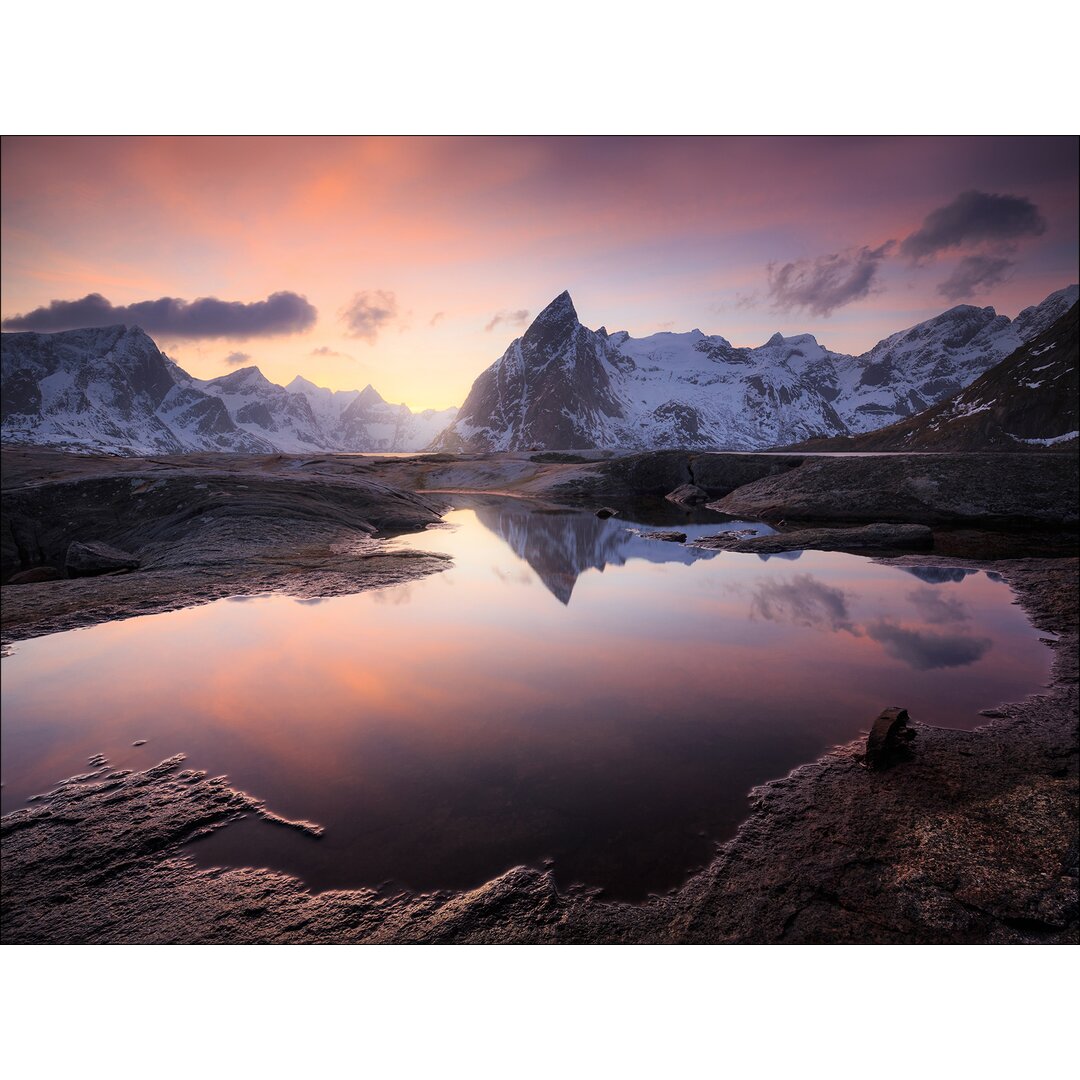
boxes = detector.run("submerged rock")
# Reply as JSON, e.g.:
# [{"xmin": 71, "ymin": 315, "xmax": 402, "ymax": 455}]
[
  {"xmin": 595, "ymin": 507, "xmax": 618, "ymax": 519},
  {"xmin": 66, "ymin": 541, "xmax": 140, "ymax": 577},
  {"xmin": 639, "ymin": 530, "xmax": 687, "ymax": 543}
]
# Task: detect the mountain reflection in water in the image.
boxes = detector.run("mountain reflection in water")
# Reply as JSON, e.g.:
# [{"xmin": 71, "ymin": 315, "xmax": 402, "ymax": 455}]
[
  {"xmin": 469, "ymin": 498, "xmax": 780, "ymax": 605},
  {"xmin": 0, "ymin": 500, "xmax": 1051, "ymax": 901}
]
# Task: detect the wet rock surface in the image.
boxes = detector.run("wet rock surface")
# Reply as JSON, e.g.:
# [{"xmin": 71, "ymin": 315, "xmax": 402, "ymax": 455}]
[
  {"xmin": 693, "ymin": 522, "xmax": 933, "ymax": 554},
  {"xmin": 3, "ymin": 557, "xmax": 1075, "ymax": 944}
]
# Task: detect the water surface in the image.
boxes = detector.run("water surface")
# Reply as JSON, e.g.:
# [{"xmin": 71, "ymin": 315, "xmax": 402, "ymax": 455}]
[{"xmin": 0, "ymin": 500, "xmax": 1050, "ymax": 900}]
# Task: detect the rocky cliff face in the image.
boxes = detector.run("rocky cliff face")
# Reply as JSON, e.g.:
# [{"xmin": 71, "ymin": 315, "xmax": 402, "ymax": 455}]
[
  {"xmin": 1, "ymin": 327, "xmax": 457, "ymax": 455},
  {"xmin": 805, "ymin": 302, "xmax": 1078, "ymax": 452},
  {"xmin": 433, "ymin": 285, "xmax": 1078, "ymax": 452}
]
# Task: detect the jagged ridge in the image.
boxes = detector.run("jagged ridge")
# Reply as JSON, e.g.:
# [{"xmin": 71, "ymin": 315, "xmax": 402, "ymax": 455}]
[
  {"xmin": 0, "ymin": 327, "xmax": 457, "ymax": 455},
  {"xmin": 433, "ymin": 285, "xmax": 1078, "ymax": 452}
]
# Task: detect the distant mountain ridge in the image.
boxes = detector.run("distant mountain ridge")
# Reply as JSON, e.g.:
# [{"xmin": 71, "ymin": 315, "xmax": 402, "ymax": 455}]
[
  {"xmin": 782, "ymin": 302, "xmax": 1079, "ymax": 452},
  {"xmin": 3, "ymin": 285, "xmax": 1076, "ymax": 456},
  {"xmin": 433, "ymin": 285, "xmax": 1078, "ymax": 452},
  {"xmin": 0, "ymin": 326, "xmax": 457, "ymax": 455}
]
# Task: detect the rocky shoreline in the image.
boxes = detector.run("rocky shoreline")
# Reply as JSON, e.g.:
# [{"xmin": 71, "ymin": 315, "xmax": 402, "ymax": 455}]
[
  {"xmin": 3, "ymin": 555, "xmax": 1075, "ymax": 944},
  {"xmin": 1, "ymin": 447, "xmax": 452, "ymax": 643},
  {"xmin": 2, "ymin": 446, "xmax": 1077, "ymax": 943}
]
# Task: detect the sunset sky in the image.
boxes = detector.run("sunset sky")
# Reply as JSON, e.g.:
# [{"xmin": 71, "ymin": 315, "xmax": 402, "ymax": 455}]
[{"xmin": 2, "ymin": 135, "xmax": 1077, "ymax": 410}]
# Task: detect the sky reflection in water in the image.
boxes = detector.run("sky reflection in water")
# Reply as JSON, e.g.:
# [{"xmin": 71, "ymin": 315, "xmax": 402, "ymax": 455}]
[{"xmin": 0, "ymin": 502, "xmax": 1051, "ymax": 900}]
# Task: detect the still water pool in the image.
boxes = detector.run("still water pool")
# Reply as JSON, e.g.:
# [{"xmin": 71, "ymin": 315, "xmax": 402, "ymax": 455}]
[{"xmin": 0, "ymin": 500, "xmax": 1050, "ymax": 900}]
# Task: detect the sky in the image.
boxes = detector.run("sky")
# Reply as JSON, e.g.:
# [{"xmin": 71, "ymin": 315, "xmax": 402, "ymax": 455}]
[{"xmin": 2, "ymin": 135, "xmax": 1077, "ymax": 411}]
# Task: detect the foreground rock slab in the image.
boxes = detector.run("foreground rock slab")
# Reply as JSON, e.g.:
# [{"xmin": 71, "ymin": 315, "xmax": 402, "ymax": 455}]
[{"xmin": 2, "ymin": 447, "xmax": 452, "ymax": 642}]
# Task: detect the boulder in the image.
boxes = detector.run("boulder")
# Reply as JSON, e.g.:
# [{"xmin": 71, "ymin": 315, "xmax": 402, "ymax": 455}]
[
  {"xmin": 595, "ymin": 507, "xmax": 619, "ymax": 519},
  {"xmin": 866, "ymin": 707, "xmax": 917, "ymax": 769},
  {"xmin": 665, "ymin": 483, "xmax": 710, "ymax": 506},
  {"xmin": 65, "ymin": 541, "xmax": 140, "ymax": 577}
]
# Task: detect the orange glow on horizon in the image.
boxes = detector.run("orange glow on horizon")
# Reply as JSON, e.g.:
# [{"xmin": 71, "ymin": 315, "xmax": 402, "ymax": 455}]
[{"xmin": 2, "ymin": 136, "xmax": 1076, "ymax": 411}]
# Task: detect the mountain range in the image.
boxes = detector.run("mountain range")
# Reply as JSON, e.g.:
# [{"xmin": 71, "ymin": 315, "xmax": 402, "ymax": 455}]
[
  {"xmin": 0, "ymin": 326, "xmax": 457, "ymax": 454},
  {"xmin": 2, "ymin": 284, "xmax": 1075, "ymax": 455},
  {"xmin": 433, "ymin": 285, "xmax": 1078, "ymax": 452},
  {"xmin": 786, "ymin": 301, "xmax": 1078, "ymax": 452}
]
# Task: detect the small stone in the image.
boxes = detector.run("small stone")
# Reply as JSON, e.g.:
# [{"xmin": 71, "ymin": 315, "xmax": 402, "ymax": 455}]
[
  {"xmin": 866, "ymin": 707, "xmax": 916, "ymax": 769},
  {"xmin": 595, "ymin": 507, "xmax": 618, "ymax": 519},
  {"xmin": 132, "ymin": 740, "xmax": 147, "ymax": 747},
  {"xmin": 640, "ymin": 530, "xmax": 687, "ymax": 543}
]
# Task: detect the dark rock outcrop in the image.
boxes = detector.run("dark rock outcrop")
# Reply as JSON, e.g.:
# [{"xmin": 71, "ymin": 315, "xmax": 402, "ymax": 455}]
[
  {"xmin": 66, "ymin": 540, "xmax": 140, "ymax": 576},
  {"xmin": 1, "ymin": 447, "xmax": 452, "ymax": 642},
  {"xmin": 693, "ymin": 522, "xmax": 933, "ymax": 554},
  {"xmin": 709, "ymin": 453, "xmax": 1079, "ymax": 528},
  {"xmin": 665, "ymin": 483, "xmax": 709, "ymax": 506}
]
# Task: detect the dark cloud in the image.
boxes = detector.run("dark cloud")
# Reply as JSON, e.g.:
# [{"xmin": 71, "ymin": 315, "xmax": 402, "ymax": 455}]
[
  {"xmin": 766, "ymin": 242, "xmax": 894, "ymax": 317},
  {"xmin": 900, "ymin": 190, "xmax": 1046, "ymax": 260},
  {"xmin": 867, "ymin": 620, "xmax": 990, "ymax": 670},
  {"xmin": 485, "ymin": 309, "xmax": 530, "ymax": 333},
  {"xmin": 937, "ymin": 254, "xmax": 1015, "ymax": 300},
  {"xmin": 224, "ymin": 351, "xmax": 252, "ymax": 367},
  {"xmin": 906, "ymin": 587, "xmax": 970, "ymax": 625},
  {"xmin": 0, "ymin": 291, "xmax": 317, "ymax": 338},
  {"xmin": 341, "ymin": 290, "xmax": 398, "ymax": 341},
  {"xmin": 749, "ymin": 574, "xmax": 859, "ymax": 635}
]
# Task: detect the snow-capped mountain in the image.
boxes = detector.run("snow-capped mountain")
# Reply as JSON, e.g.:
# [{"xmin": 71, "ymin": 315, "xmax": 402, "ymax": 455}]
[
  {"xmin": 286, "ymin": 376, "xmax": 457, "ymax": 453},
  {"xmin": 1, "ymin": 326, "xmax": 457, "ymax": 455},
  {"xmin": 433, "ymin": 285, "xmax": 1078, "ymax": 452},
  {"xmin": 803, "ymin": 301, "xmax": 1078, "ymax": 452}
]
